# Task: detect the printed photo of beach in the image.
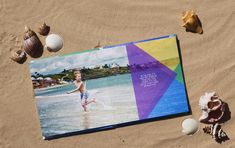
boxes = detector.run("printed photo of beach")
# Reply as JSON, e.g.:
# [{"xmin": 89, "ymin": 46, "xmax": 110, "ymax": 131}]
[{"xmin": 30, "ymin": 46, "xmax": 139, "ymax": 138}]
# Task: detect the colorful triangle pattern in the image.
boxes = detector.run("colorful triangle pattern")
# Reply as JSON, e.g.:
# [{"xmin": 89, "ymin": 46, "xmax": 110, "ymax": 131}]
[
  {"xmin": 126, "ymin": 36, "xmax": 188, "ymax": 119},
  {"xmin": 126, "ymin": 44, "xmax": 176, "ymax": 119}
]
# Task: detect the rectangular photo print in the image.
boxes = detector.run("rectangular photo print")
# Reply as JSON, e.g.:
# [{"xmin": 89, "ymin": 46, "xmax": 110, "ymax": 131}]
[{"xmin": 29, "ymin": 34, "xmax": 190, "ymax": 139}]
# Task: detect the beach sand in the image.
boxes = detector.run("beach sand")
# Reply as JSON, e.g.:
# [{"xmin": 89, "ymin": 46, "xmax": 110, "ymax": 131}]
[{"xmin": 0, "ymin": 0, "xmax": 235, "ymax": 147}]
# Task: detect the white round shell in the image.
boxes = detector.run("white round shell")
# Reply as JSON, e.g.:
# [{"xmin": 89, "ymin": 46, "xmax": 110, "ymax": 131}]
[
  {"xmin": 45, "ymin": 34, "xmax": 63, "ymax": 52},
  {"xmin": 182, "ymin": 118, "xmax": 199, "ymax": 135}
]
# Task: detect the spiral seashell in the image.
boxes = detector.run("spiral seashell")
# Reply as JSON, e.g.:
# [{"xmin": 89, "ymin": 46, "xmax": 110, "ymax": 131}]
[
  {"xmin": 23, "ymin": 26, "xmax": 43, "ymax": 58},
  {"xmin": 10, "ymin": 47, "xmax": 26, "ymax": 63},
  {"xmin": 181, "ymin": 10, "xmax": 203, "ymax": 34},
  {"xmin": 38, "ymin": 22, "xmax": 50, "ymax": 36}
]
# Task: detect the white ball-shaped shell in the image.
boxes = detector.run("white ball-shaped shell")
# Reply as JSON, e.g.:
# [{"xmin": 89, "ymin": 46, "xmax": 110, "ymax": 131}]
[
  {"xmin": 45, "ymin": 34, "xmax": 63, "ymax": 52},
  {"xmin": 182, "ymin": 118, "xmax": 199, "ymax": 135}
]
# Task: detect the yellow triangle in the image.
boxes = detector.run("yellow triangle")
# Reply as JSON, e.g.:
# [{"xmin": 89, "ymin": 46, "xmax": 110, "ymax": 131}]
[{"xmin": 136, "ymin": 37, "xmax": 180, "ymax": 70}]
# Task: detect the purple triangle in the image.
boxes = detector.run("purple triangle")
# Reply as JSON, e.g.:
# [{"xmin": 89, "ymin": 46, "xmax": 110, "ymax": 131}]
[{"xmin": 126, "ymin": 44, "xmax": 176, "ymax": 119}]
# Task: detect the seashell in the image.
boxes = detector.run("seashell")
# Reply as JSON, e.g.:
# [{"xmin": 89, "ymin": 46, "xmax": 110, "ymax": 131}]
[
  {"xmin": 203, "ymin": 125, "xmax": 213, "ymax": 134},
  {"xmin": 38, "ymin": 22, "xmax": 50, "ymax": 36},
  {"xmin": 203, "ymin": 123, "xmax": 227, "ymax": 141},
  {"xmin": 199, "ymin": 92, "xmax": 225, "ymax": 124},
  {"xmin": 10, "ymin": 47, "xmax": 26, "ymax": 63},
  {"xmin": 23, "ymin": 26, "xmax": 43, "ymax": 58},
  {"xmin": 45, "ymin": 34, "xmax": 63, "ymax": 52},
  {"xmin": 181, "ymin": 10, "xmax": 203, "ymax": 34},
  {"xmin": 94, "ymin": 41, "xmax": 101, "ymax": 48},
  {"xmin": 182, "ymin": 118, "xmax": 199, "ymax": 135}
]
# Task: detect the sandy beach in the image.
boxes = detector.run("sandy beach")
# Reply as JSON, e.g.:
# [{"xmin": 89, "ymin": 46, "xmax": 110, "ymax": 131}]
[{"xmin": 0, "ymin": 0, "xmax": 235, "ymax": 147}]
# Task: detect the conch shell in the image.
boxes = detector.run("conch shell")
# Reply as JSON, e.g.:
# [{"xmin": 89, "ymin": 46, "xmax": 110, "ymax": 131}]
[
  {"xmin": 199, "ymin": 92, "xmax": 225, "ymax": 124},
  {"xmin": 38, "ymin": 22, "xmax": 50, "ymax": 36},
  {"xmin": 23, "ymin": 26, "xmax": 43, "ymax": 58},
  {"xmin": 181, "ymin": 10, "xmax": 203, "ymax": 34},
  {"xmin": 10, "ymin": 47, "xmax": 26, "ymax": 63}
]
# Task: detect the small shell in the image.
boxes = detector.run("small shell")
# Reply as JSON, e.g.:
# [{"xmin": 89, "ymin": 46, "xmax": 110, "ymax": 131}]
[
  {"xmin": 10, "ymin": 48, "xmax": 26, "ymax": 62},
  {"xmin": 23, "ymin": 26, "xmax": 43, "ymax": 58},
  {"xmin": 94, "ymin": 41, "xmax": 101, "ymax": 48},
  {"xmin": 38, "ymin": 22, "xmax": 50, "ymax": 36},
  {"xmin": 182, "ymin": 118, "xmax": 199, "ymax": 135},
  {"xmin": 45, "ymin": 34, "xmax": 63, "ymax": 52},
  {"xmin": 181, "ymin": 10, "xmax": 203, "ymax": 34},
  {"xmin": 203, "ymin": 125, "xmax": 213, "ymax": 134}
]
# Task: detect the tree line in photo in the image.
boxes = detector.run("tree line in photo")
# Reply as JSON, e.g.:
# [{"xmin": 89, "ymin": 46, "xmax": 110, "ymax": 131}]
[{"xmin": 31, "ymin": 63, "xmax": 130, "ymax": 89}]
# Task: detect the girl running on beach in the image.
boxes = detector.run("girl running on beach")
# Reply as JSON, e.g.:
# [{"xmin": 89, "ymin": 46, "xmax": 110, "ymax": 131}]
[{"xmin": 67, "ymin": 70, "xmax": 95, "ymax": 111}]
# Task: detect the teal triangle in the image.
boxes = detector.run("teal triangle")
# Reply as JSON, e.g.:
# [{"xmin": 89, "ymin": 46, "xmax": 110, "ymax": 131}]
[{"xmin": 174, "ymin": 64, "xmax": 184, "ymax": 84}]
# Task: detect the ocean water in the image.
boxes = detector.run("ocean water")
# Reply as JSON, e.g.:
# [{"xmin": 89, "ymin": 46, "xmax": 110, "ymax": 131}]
[
  {"xmin": 35, "ymin": 73, "xmax": 139, "ymax": 138},
  {"xmin": 34, "ymin": 73, "xmax": 132, "ymax": 96}
]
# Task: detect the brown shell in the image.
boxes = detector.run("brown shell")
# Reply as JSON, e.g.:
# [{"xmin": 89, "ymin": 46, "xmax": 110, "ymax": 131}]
[
  {"xmin": 23, "ymin": 26, "xmax": 43, "ymax": 58},
  {"xmin": 10, "ymin": 47, "xmax": 26, "ymax": 63},
  {"xmin": 181, "ymin": 10, "xmax": 203, "ymax": 34},
  {"xmin": 38, "ymin": 22, "xmax": 50, "ymax": 36},
  {"xmin": 94, "ymin": 41, "xmax": 101, "ymax": 48},
  {"xmin": 203, "ymin": 126, "xmax": 212, "ymax": 134}
]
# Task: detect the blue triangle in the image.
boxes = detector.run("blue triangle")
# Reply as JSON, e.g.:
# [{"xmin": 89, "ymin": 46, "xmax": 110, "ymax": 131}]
[{"xmin": 148, "ymin": 79, "xmax": 189, "ymax": 118}]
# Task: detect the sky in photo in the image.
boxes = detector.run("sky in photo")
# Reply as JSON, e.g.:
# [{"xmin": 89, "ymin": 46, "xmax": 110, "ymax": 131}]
[{"xmin": 30, "ymin": 46, "xmax": 129, "ymax": 75}]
